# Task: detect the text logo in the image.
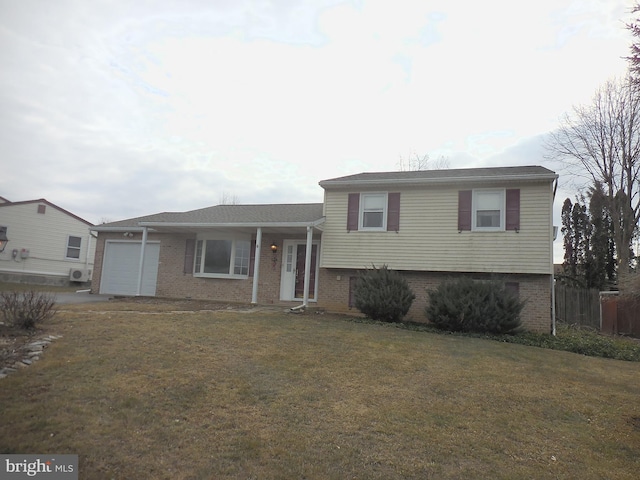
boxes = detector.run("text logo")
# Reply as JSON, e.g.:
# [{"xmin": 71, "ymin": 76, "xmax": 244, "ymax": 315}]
[{"xmin": 1, "ymin": 455, "xmax": 78, "ymax": 479}]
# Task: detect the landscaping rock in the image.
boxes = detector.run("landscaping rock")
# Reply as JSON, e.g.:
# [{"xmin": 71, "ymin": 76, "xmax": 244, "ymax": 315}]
[{"xmin": 0, "ymin": 334, "xmax": 62, "ymax": 380}]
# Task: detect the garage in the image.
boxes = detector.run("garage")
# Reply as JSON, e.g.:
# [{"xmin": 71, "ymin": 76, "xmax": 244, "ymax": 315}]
[{"xmin": 100, "ymin": 241, "xmax": 160, "ymax": 296}]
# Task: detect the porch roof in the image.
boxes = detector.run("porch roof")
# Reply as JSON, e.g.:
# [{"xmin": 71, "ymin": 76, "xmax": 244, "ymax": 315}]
[{"xmin": 92, "ymin": 203, "xmax": 325, "ymax": 234}]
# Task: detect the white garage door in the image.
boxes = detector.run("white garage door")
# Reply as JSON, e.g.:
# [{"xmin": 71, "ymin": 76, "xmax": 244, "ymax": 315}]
[{"xmin": 100, "ymin": 241, "xmax": 160, "ymax": 296}]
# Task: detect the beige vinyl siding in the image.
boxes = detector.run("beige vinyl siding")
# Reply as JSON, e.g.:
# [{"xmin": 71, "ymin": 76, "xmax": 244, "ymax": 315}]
[
  {"xmin": 0, "ymin": 202, "xmax": 95, "ymax": 277},
  {"xmin": 320, "ymin": 181, "xmax": 553, "ymax": 275}
]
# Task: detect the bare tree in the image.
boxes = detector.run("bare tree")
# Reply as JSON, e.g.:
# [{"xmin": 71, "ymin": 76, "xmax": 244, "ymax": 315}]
[
  {"xmin": 219, "ymin": 191, "xmax": 240, "ymax": 205},
  {"xmin": 546, "ymin": 76, "xmax": 640, "ymax": 291},
  {"xmin": 397, "ymin": 153, "xmax": 450, "ymax": 171}
]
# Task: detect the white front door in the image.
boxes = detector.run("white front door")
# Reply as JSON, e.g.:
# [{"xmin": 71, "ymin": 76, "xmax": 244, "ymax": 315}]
[{"xmin": 279, "ymin": 240, "xmax": 318, "ymax": 301}]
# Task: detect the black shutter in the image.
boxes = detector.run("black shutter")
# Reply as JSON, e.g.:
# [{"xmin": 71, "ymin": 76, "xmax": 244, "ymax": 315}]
[
  {"xmin": 458, "ymin": 190, "xmax": 472, "ymax": 231},
  {"xmin": 183, "ymin": 239, "xmax": 195, "ymax": 274},
  {"xmin": 249, "ymin": 240, "xmax": 256, "ymax": 277},
  {"xmin": 347, "ymin": 193, "xmax": 360, "ymax": 232},
  {"xmin": 506, "ymin": 189, "xmax": 520, "ymax": 231},
  {"xmin": 387, "ymin": 192, "xmax": 400, "ymax": 232}
]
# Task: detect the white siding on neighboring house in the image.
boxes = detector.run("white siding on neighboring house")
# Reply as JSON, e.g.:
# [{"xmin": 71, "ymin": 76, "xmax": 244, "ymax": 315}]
[
  {"xmin": 320, "ymin": 181, "xmax": 554, "ymax": 275},
  {"xmin": 0, "ymin": 201, "xmax": 95, "ymax": 279}
]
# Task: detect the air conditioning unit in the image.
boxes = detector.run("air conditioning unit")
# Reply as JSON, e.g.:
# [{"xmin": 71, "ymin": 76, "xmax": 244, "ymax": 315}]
[{"xmin": 69, "ymin": 268, "xmax": 90, "ymax": 282}]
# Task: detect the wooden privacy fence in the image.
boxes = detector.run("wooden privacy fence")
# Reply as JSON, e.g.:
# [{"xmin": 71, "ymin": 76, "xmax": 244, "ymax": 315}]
[
  {"xmin": 554, "ymin": 285, "xmax": 600, "ymax": 329},
  {"xmin": 555, "ymin": 285, "xmax": 640, "ymax": 335},
  {"xmin": 600, "ymin": 295, "xmax": 640, "ymax": 336}
]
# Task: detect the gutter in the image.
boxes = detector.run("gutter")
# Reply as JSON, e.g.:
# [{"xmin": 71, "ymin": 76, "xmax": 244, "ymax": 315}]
[
  {"xmin": 319, "ymin": 173, "xmax": 559, "ymax": 189},
  {"xmin": 90, "ymin": 226, "xmax": 149, "ymax": 233},
  {"xmin": 137, "ymin": 219, "xmax": 326, "ymax": 229}
]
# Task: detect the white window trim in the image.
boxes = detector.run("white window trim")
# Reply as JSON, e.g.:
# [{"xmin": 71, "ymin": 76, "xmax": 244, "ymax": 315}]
[
  {"xmin": 359, "ymin": 192, "xmax": 387, "ymax": 231},
  {"xmin": 472, "ymin": 189, "xmax": 505, "ymax": 232},
  {"xmin": 65, "ymin": 235, "xmax": 82, "ymax": 260},
  {"xmin": 193, "ymin": 234, "xmax": 251, "ymax": 279}
]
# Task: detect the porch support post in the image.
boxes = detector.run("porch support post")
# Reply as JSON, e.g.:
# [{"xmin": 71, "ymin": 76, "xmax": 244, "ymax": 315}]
[
  {"xmin": 136, "ymin": 226, "xmax": 148, "ymax": 296},
  {"xmin": 251, "ymin": 227, "xmax": 262, "ymax": 304},
  {"xmin": 303, "ymin": 225, "xmax": 313, "ymax": 307}
]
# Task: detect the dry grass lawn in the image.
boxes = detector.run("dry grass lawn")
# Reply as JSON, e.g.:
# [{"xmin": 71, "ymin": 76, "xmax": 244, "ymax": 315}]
[{"xmin": 1, "ymin": 300, "xmax": 639, "ymax": 479}]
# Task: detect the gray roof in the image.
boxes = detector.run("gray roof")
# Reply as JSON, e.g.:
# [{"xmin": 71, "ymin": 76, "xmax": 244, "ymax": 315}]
[
  {"xmin": 319, "ymin": 165, "xmax": 557, "ymax": 188},
  {"xmin": 95, "ymin": 203, "xmax": 324, "ymax": 230}
]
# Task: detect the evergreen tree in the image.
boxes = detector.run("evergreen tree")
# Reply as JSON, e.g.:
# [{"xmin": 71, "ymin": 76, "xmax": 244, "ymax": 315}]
[
  {"xmin": 588, "ymin": 185, "xmax": 616, "ymax": 289},
  {"xmin": 561, "ymin": 198, "xmax": 590, "ymax": 285},
  {"xmin": 353, "ymin": 265, "xmax": 415, "ymax": 323},
  {"xmin": 425, "ymin": 277, "xmax": 524, "ymax": 334},
  {"xmin": 560, "ymin": 190, "xmax": 618, "ymax": 290},
  {"xmin": 561, "ymin": 198, "xmax": 577, "ymax": 279}
]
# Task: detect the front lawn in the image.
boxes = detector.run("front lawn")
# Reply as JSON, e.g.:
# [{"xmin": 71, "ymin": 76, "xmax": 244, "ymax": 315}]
[{"xmin": 1, "ymin": 301, "xmax": 639, "ymax": 479}]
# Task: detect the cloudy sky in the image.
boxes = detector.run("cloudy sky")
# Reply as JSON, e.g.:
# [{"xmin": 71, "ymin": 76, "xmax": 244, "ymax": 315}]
[{"xmin": 0, "ymin": 0, "xmax": 634, "ymax": 259}]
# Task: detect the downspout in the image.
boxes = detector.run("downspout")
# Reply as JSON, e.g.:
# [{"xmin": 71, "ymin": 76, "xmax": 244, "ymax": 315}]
[
  {"xmin": 251, "ymin": 227, "xmax": 262, "ymax": 304},
  {"xmin": 302, "ymin": 225, "xmax": 313, "ymax": 308},
  {"xmin": 551, "ymin": 177, "xmax": 558, "ymax": 335},
  {"xmin": 551, "ymin": 276, "xmax": 556, "ymax": 336},
  {"xmin": 84, "ymin": 231, "xmax": 92, "ymax": 272},
  {"xmin": 136, "ymin": 226, "xmax": 148, "ymax": 296}
]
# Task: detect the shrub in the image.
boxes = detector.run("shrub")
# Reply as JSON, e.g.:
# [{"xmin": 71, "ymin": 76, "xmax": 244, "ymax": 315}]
[
  {"xmin": 0, "ymin": 290, "xmax": 57, "ymax": 330},
  {"xmin": 426, "ymin": 277, "xmax": 524, "ymax": 334},
  {"xmin": 354, "ymin": 265, "xmax": 415, "ymax": 323}
]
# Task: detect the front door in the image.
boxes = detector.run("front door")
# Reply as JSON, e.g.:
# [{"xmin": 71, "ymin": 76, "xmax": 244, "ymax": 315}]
[
  {"xmin": 294, "ymin": 244, "xmax": 317, "ymax": 299},
  {"xmin": 280, "ymin": 240, "xmax": 318, "ymax": 301}
]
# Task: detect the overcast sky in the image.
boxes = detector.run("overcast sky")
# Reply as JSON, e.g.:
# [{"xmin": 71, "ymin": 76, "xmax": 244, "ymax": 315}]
[{"xmin": 0, "ymin": 0, "xmax": 634, "ymax": 260}]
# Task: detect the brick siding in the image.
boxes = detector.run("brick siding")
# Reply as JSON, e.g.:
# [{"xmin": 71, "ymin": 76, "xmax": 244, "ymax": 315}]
[
  {"xmin": 92, "ymin": 232, "xmax": 552, "ymax": 333},
  {"xmin": 316, "ymin": 269, "xmax": 552, "ymax": 333},
  {"xmin": 92, "ymin": 232, "xmax": 314, "ymax": 307}
]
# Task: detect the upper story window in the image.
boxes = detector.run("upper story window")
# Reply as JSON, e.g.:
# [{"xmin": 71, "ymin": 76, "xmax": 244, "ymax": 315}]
[
  {"xmin": 473, "ymin": 190, "xmax": 504, "ymax": 230},
  {"xmin": 347, "ymin": 192, "xmax": 400, "ymax": 232},
  {"xmin": 458, "ymin": 189, "xmax": 520, "ymax": 232},
  {"xmin": 66, "ymin": 236, "xmax": 82, "ymax": 259},
  {"xmin": 360, "ymin": 193, "xmax": 387, "ymax": 230},
  {"xmin": 194, "ymin": 236, "xmax": 250, "ymax": 278}
]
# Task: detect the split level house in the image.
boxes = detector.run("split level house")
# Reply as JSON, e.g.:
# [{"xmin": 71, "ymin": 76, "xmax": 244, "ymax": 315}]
[
  {"xmin": 91, "ymin": 166, "xmax": 558, "ymax": 333},
  {"xmin": 0, "ymin": 197, "xmax": 95, "ymax": 285}
]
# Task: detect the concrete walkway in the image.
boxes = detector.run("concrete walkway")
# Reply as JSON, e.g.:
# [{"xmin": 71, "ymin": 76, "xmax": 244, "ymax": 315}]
[{"xmin": 52, "ymin": 291, "xmax": 113, "ymax": 304}]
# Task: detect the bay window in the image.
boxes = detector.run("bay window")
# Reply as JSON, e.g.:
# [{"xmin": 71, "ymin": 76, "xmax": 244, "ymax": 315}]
[{"xmin": 194, "ymin": 237, "xmax": 251, "ymax": 278}]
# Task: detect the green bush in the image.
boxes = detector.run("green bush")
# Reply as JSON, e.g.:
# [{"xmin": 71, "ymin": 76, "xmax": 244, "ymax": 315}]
[
  {"xmin": 354, "ymin": 265, "xmax": 415, "ymax": 323},
  {"xmin": 426, "ymin": 277, "xmax": 524, "ymax": 334},
  {"xmin": 0, "ymin": 290, "xmax": 57, "ymax": 330}
]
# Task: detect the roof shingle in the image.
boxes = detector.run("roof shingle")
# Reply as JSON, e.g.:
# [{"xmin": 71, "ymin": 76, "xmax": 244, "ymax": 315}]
[
  {"xmin": 98, "ymin": 203, "xmax": 324, "ymax": 228},
  {"xmin": 319, "ymin": 165, "xmax": 557, "ymax": 187}
]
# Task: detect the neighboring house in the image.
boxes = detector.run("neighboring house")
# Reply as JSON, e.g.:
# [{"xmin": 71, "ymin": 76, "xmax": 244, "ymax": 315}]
[
  {"xmin": 91, "ymin": 166, "xmax": 558, "ymax": 332},
  {"xmin": 0, "ymin": 198, "xmax": 95, "ymax": 285}
]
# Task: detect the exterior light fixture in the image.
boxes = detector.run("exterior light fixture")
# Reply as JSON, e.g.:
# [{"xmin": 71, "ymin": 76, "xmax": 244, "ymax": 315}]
[
  {"xmin": 0, "ymin": 226, "xmax": 8, "ymax": 253},
  {"xmin": 270, "ymin": 241, "xmax": 278, "ymax": 269}
]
